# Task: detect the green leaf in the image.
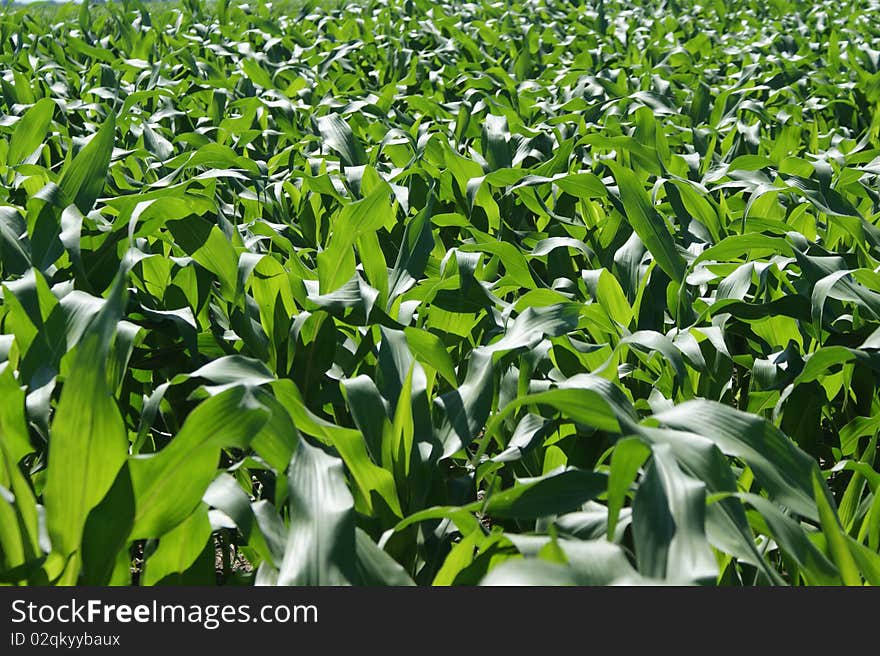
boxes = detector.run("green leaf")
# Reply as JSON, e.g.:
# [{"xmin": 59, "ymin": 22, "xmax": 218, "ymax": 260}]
[
  {"xmin": 812, "ymin": 470, "xmax": 862, "ymax": 586},
  {"xmin": 129, "ymin": 387, "xmax": 270, "ymax": 539},
  {"xmin": 58, "ymin": 112, "xmax": 116, "ymax": 214},
  {"xmin": 632, "ymin": 444, "xmax": 717, "ymax": 583},
  {"xmin": 481, "ymin": 468, "xmax": 608, "ymax": 520},
  {"xmin": 607, "ymin": 161, "xmax": 686, "ymax": 281},
  {"xmin": 43, "ymin": 272, "xmax": 128, "ymax": 582},
  {"xmin": 80, "ymin": 464, "xmax": 136, "ymax": 585},
  {"xmin": 317, "ymin": 113, "xmax": 366, "ymax": 167},
  {"xmin": 482, "ymin": 375, "xmax": 634, "ymax": 454},
  {"xmin": 142, "ymin": 504, "xmax": 214, "ymax": 585},
  {"xmin": 388, "ymin": 197, "xmax": 434, "ymax": 302},
  {"xmin": 0, "ymin": 369, "xmax": 42, "ymax": 580},
  {"xmin": 318, "ymin": 187, "xmax": 393, "ymax": 294},
  {"xmin": 272, "ymin": 379, "xmax": 402, "ymax": 518},
  {"xmin": 654, "ymin": 401, "xmax": 820, "ymax": 520},
  {"xmin": 482, "ymin": 303, "xmax": 580, "ymax": 355},
  {"xmin": 481, "ymin": 539, "xmax": 642, "ymax": 585},
  {"xmin": 737, "ymin": 493, "xmax": 839, "ymax": 585},
  {"xmin": 278, "ymin": 438, "xmax": 357, "ymax": 585},
  {"xmin": 0, "ymin": 207, "xmax": 31, "ymax": 275},
  {"xmin": 607, "ymin": 437, "xmax": 650, "ymax": 540},
  {"xmin": 8, "ymin": 98, "xmax": 55, "ymax": 166},
  {"xmin": 355, "ymin": 529, "xmax": 415, "ymax": 586},
  {"xmin": 435, "ymin": 350, "xmax": 494, "ymax": 458},
  {"xmin": 403, "ymin": 327, "xmax": 457, "ymax": 386}
]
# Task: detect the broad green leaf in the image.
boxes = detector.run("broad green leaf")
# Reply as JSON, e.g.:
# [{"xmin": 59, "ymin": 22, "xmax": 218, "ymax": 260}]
[
  {"xmin": 481, "ymin": 539, "xmax": 642, "ymax": 585},
  {"xmin": 272, "ymin": 379, "xmax": 402, "ymax": 518},
  {"xmin": 737, "ymin": 493, "xmax": 839, "ymax": 585},
  {"xmin": 8, "ymin": 98, "xmax": 55, "ymax": 166},
  {"xmin": 354, "ymin": 528, "xmax": 415, "ymax": 586},
  {"xmin": 632, "ymin": 444, "xmax": 717, "ymax": 584},
  {"xmin": 607, "ymin": 162, "xmax": 686, "ymax": 281},
  {"xmin": 142, "ymin": 504, "xmax": 214, "ymax": 585},
  {"xmin": 318, "ymin": 187, "xmax": 393, "ymax": 294},
  {"xmin": 607, "ymin": 437, "xmax": 650, "ymax": 540},
  {"xmin": 0, "ymin": 369, "xmax": 41, "ymax": 580},
  {"xmin": 43, "ymin": 273, "xmax": 128, "ymax": 582},
  {"xmin": 317, "ymin": 113, "xmax": 366, "ymax": 167},
  {"xmin": 655, "ymin": 401, "xmax": 820, "ymax": 520},
  {"xmin": 480, "ymin": 468, "xmax": 607, "ymax": 519},
  {"xmin": 277, "ymin": 439, "xmax": 357, "ymax": 585},
  {"xmin": 58, "ymin": 112, "xmax": 116, "ymax": 214},
  {"xmin": 129, "ymin": 388, "xmax": 270, "ymax": 539},
  {"xmin": 812, "ymin": 470, "xmax": 862, "ymax": 586}
]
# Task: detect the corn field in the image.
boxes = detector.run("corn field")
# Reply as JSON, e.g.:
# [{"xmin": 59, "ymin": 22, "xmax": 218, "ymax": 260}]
[{"xmin": 1, "ymin": 0, "xmax": 880, "ymax": 586}]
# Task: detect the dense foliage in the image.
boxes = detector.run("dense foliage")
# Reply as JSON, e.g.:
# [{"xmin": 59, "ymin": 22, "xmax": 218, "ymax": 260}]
[{"xmin": 1, "ymin": 0, "xmax": 880, "ymax": 586}]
